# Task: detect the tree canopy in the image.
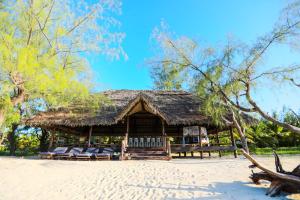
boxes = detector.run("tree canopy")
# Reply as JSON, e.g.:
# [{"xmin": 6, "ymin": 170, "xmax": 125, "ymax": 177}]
[
  {"xmin": 149, "ymin": 1, "xmax": 300, "ymax": 151},
  {"xmin": 150, "ymin": 1, "xmax": 300, "ymax": 129},
  {"xmin": 0, "ymin": 0, "xmax": 125, "ymax": 131}
]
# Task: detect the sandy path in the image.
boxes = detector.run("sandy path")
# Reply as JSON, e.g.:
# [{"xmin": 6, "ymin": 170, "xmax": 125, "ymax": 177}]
[{"xmin": 0, "ymin": 155, "xmax": 299, "ymax": 200}]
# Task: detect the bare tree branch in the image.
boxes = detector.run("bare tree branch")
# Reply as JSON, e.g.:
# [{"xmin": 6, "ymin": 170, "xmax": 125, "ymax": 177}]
[
  {"xmin": 245, "ymin": 81, "xmax": 300, "ymax": 134},
  {"xmin": 244, "ymin": 20, "xmax": 300, "ymax": 72},
  {"xmin": 33, "ymin": 15, "xmax": 52, "ymax": 48},
  {"xmin": 26, "ymin": 0, "xmax": 34, "ymax": 46},
  {"xmin": 66, "ymin": 8, "xmax": 96, "ymax": 35},
  {"xmin": 290, "ymin": 78, "xmax": 300, "ymax": 88},
  {"xmin": 289, "ymin": 109, "xmax": 300, "ymax": 123},
  {"xmin": 165, "ymin": 39, "xmax": 257, "ymax": 113},
  {"xmin": 41, "ymin": 0, "xmax": 55, "ymax": 31},
  {"xmin": 251, "ymin": 65, "xmax": 300, "ymax": 81}
]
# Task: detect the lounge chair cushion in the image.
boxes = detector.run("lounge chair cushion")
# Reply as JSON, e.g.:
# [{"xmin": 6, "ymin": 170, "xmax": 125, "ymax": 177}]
[
  {"xmin": 39, "ymin": 147, "xmax": 68, "ymax": 155},
  {"xmin": 56, "ymin": 147, "xmax": 83, "ymax": 157},
  {"xmin": 102, "ymin": 147, "xmax": 114, "ymax": 155},
  {"xmin": 94, "ymin": 148, "xmax": 112, "ymax": 157},
  {"xmin": 76, "ymin": 148, "xmax": 98, "ymax": 157},
  {"xmin": 69, "ymin": 147, "xmax": 83, "ymax": 155}
]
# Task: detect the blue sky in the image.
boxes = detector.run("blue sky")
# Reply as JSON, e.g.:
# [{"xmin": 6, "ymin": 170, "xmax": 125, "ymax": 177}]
[{"xmin": 87, "ymin": 0, "xmax": 300, "ymax": 113}]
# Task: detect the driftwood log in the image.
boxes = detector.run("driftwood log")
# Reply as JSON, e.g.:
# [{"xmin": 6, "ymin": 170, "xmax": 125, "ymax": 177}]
[{"xmin": 242, "ymin": 150, "xmax": 300, "ymax": 197}]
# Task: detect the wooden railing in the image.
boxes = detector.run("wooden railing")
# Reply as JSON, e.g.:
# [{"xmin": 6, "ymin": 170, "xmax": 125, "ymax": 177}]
[{"xmin": 171, "ymin": 144, "xmax": 237, "ymax": 153}]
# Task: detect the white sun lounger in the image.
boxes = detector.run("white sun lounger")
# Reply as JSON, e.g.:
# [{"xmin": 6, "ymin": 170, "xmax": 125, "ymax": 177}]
[
  {"xmin": 94, "ymin": 148, "xmax": 113, "ymax": 160},
  {"xmin": 75, "ymin": 148, "xmax": 98, "ymax": 160},
  {"xmin": 39, "ymin": 147, "xmax": 68, "ymax": 159},
  {"xmin": 54, "ymin": 147, "xmax": 83, "ymax": 159}
]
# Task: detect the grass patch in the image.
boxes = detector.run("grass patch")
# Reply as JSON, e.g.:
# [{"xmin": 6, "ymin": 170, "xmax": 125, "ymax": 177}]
[
  {"xmin": 172, "ymin": 146, "xmax": 300, "ymax": 158},
  {"xmin": 250, "ymin": 146, "xmax": 300, "ymax": 155}
]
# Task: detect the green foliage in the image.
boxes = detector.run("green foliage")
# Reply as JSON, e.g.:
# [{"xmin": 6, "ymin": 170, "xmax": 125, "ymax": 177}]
[
  {"xmin": 151, "ymin": 62, "xmax": 186, "ymax": 90},
  {"xmin": 16, "ymin": 133, "xmax": 39, "ymax": 155},
  {"xmin": 150, "ymin": 1, "xmax": 300, "ymax": 131},
  {"xmin": 0, "ymin": 97, "xmax": 20, "ymax": 129},
  {"xmin": 0, "ymin": 0, "xmax": 125, "ymax": 129},
  {"xmin": 246, "ymin": 111, "xmax": 300, "ymax": 148},
  {"xmin": 150, "ymin": 22, "xmax": 251, "ymax": 127}
]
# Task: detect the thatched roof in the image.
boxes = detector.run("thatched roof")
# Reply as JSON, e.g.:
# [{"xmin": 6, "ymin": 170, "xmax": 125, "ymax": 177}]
[{"xmin": 24, "ymin": 90, "xmax": 255, "ymax": 128}]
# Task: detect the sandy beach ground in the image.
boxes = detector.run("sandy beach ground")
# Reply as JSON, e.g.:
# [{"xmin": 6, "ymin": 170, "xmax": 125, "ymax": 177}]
[{"xmin": 0, "ymin": 155, "xmax": 299, "ymax": 200}]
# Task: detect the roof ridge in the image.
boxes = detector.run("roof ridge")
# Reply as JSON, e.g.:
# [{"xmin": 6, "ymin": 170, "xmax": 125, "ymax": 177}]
[{"xmin": 98, "ymin": 89, "xmax": 190, "ymax": 95}]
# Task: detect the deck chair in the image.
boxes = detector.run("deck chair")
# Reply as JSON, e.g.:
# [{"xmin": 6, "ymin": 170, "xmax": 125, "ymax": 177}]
[
  {"xmin": 128, "ymin": 138, "xmax": 133, "ymax": 147},
  {"xmin": 75, "ymin": 147, "xmax": 98, "ymax": 160},
  {"xmin": 39, "ymin": 147, "xmax": 68, "ymax": 159},
  {"xmin": 94, "ymin": 147, "xmax": 112, "ymax": 160},
  {"xmin": 151, "ymin": 138, "xmax": 156, "ymax": 147},
  {"xmin": 133, "ymin": 138, "xmax": 139, "ymax": 147},
  {"xmin": 146, "ymin": 137, "xmax": 151, "ymax": 148},
  {"xmin": 54, "ymin": 147, "xmax": 83, "ymax": 159},
  {"xmin": 156, "ymin": 137, "xmax": 162, "ymax": 147},
  {"xmin": 139, "ymin": 138, "xmax": 144, "ymax": 148}
]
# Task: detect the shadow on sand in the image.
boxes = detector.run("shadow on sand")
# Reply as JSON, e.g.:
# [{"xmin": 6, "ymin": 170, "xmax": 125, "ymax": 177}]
[{"xmin": 126, "ymin": 181, "xmax": 290, "ymax": 200}]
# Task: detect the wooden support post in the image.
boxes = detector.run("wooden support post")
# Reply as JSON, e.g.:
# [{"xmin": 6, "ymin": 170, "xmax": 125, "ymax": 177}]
[
  {"xmin": 191, "ymin": 151, "xmax": 194, "ymax": 157},
  {"xmin": 230, "ymin": 127, "xmax": 237, "ymax": 158},
  {"xmin": 208, "ymin": 134, "xmax": 211, "ymax": 157},
  {"xmin": 166, "ymin": 137, "xmax": 172, "ymax": 159},
  {"xmin": 216, "ymin": 133, "xmax": 221, "ymax": 157},
  {"xmin": 162, "ymin": 119, "xmax": 167, "ymax": 151},
  {"xmin": 199, "ymin": 126, "xmax": 203, "ymax": 159},
  {"xmin": 120, "ymin": 139, "xmax": 125, "ymax": 160},
  {"xmin": 88, "ymin": 126, "xmax": 93, "ymax": 147},
  {"xmin": 99, "ymin": 135, "xmax": 101, "ymax": 148},
  {"xmin": 125, "ymin": 116, "xmax": 129, "ymax": 147}
]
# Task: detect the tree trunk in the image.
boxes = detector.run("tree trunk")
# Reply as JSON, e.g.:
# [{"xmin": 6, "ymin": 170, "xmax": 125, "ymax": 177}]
[
  {"xmin": 7, "ymin": 124, "xmax": 18, "ymax": 156},
  {"xmin": 0, "ymin": 77, "xmax": 26, "ymax": 128},
  {"xmin": 239, "ymin": 134, "xmax": 249, "ymax": 153},
  {"xmin": 0, "ymin": 110, "xmax": 5, "ymax": 129},
  {"xmin": 242, "ymin": 150, "xmax": 300, "ymax": 197},
  {"xmin": 39, "ymin": 129, "xmax": 49, "ymax": 152},
  {"xmin": 231, "ymin": 110, "xmax": 249, "ymax": 153},
  {"xmin": 0, "ymin": 132, "xmax": 5, "ymax": 146}
]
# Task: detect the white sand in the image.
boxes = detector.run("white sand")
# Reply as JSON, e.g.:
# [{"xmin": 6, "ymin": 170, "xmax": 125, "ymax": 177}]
[{"xmin": 0, "ymin": 155, "xmax": 299, "ymax": 200}]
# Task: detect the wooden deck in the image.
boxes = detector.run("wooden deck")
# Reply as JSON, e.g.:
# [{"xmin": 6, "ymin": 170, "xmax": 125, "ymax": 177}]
[
  {"xmin": 125, "ymin": 147, "xmax": 171, "ymax": 160},
  {"xmin": 171, "ymin": 144, "xmax": 237, "ymax": 158},
  {"xmin": 171, "ymin": 144, "xmax": 237, "ymax": 152}
]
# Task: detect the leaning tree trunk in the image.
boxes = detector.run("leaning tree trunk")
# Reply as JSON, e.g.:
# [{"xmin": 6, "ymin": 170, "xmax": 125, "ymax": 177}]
[
  {"xmin": 231, "ymin": 110, "xmax": 249, "ymax": 153},
  {"xmin": 242, "ymin": 150, "xmax": 300, "ymax": 197},
  {"xmin": 7, "ymin": 124, "xmax": 18, "ymax": 156},
  {"xmin": 245, "ymin": 83, "xmax": 300, "ymax": 134},
  {"xmin": 239, "ymin": 135, "xmax": 249, "ymax": 153}
]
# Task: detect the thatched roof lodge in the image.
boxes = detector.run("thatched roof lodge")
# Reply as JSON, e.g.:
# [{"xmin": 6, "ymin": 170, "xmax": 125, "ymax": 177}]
[{"xmin": 25, "ymin": 90, "xmax": 248, "ymax": 160}]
